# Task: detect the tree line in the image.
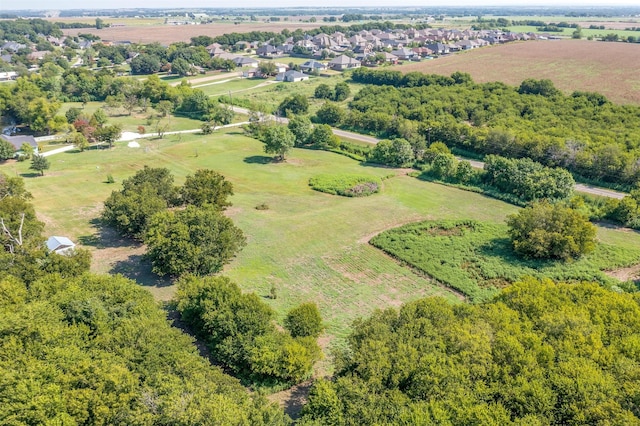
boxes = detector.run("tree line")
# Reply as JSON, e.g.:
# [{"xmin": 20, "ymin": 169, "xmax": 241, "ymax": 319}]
[
  {"xmin": 346, "ymin": 68, "xmax": 640, "ymax": 187},
  {"xmin": 299, "ymin": 278, "xmax": 640, "ymax": 425},
  {"xmin": 0, "ymin": 69, "xmax": 231, "ymax": 136}
]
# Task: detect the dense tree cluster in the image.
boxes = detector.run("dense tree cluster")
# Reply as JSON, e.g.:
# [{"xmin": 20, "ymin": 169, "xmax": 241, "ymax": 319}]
[
  {"xmin": 0, "ymin": 68, "xmax": 231, "ymax": 133},
  {"xmin": 0, "ymin": 273, "xmax": 288, "ymax": 424},
  {"xmin": 314, "ymin": 82, "xmax": 351, "ymax": 102},
  {"xmin": 348, "ymin": 68, "xmax": 640, "ymax": 186},
  {"xmin": 300, "ymin": 279, "xmax": 640, "ymax": 425},
  {"xmin": 145, "ymin": 206, "xmax": 246, "ymax": 277},
  {"xmin": 176, "ymin": 275, "xmax": 322, "ymax": 384},
  {"xmin": 102, "ymin": 167, "xmax": 243, "ymax": 277},
  {"xmin": 483, "ymin": 155, "xmax": 575, "ymax": 202}
]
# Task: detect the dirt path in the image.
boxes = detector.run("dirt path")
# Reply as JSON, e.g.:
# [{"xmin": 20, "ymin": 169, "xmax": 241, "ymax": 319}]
[
  {"xmin": 605, "ymin": 264, "xmax": 640, "ymax": 282},
  {"xmin": 267, "ymin": 381, "xmax": 313, "ymax": 420}
]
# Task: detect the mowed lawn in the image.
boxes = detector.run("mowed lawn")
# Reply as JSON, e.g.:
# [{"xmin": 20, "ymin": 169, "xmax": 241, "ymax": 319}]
[{"xmin": 4, "ymin": 130, "xmax": 639, "ymax": 337}]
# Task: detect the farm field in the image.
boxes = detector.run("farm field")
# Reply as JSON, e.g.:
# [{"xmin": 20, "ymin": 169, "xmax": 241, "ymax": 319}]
[
  {"xmin": 393, "ymin": 39, "xmax": 640, "ymax": 105},
  {"xmin": 4, "ymin": 129, "xmax": 640, "ymax": 339},
  {"xmin": 61, "ymin": 21, "xmax": 339, "ymax": 44}
]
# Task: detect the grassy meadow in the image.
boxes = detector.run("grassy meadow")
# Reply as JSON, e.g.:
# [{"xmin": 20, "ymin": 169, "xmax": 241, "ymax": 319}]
[
  {"xmin": 4, "ymin": 128, "xmax": 640, "ymax": 339},
  {"xmin": 371, "ymin": 220, "xmax": 640, "ymax": 302}
]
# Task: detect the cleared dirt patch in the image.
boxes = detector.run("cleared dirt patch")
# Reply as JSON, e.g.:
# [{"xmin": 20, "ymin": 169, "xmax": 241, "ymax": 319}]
[
  {"xmin": 393, "ymin": 39, "xmax": 640, "ymax": 105},
  {"xmin": 606, "ymin": 264, "xmax": 640, "ymax": 282}
]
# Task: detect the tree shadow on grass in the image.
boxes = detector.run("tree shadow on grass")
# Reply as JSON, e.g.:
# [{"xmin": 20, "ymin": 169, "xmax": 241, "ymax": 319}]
[
  {"xmin": 244, "ymin": 155, "xmax": 274, "ymax": 164},
  {"xmin": 476, "ymin": 237, "xmax": 563, "ymax": 272},
  {"xmin": 77, "ymin": 218, "xmax": 141, "ymax": 249},
  {"xmin": 110, "ymin": 254, "xmax": 173, "ymax": 288},
  {"xmin": 19, "ymin": 172, "xmax": 42, "ymax": 178},
  {"xmin": 282, "ymin": 381, "xmax": 313, "ymax": 420}
]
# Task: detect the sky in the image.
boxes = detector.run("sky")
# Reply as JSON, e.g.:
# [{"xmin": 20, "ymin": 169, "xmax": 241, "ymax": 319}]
[{"xmin": 4, "ymin": 0, "xmax": 640, "ymax": 9}]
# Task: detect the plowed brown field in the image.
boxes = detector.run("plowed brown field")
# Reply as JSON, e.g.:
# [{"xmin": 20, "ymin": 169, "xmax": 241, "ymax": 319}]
[
  {"xmin": 62, "ymin": 22, "xmax": 333, "ymax": 45},
  {"xmin": 394, "ymin": 39, "xmax": 640, "ymax": 105}
]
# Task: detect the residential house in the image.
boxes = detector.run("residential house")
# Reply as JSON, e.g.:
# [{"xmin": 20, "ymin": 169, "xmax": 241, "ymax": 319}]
[
  {"xmin": 391, "ymin": 48, "xmax": 416, "ymax": 60},
  {"xmin": 0, "ymin": 71, "xmax": 17, "ymax": 81},
  {"xmin": 328, "ymin": 55, "xmax": 361, "ymax": 71},
  {"xmin": 27, "ymin": 51, "xmax": 49, "ymax": 61},
  {"xmin": 233, "ymin": 56, "xmax": 260, "ymax": 67},
  {"xmin": 425, "ymin": 43, "xmax": 450, "ymax": 55},
  {"xmin": 300, "ymin": 59, "xmax": 327, "ymax": 73},
  {"xmin": 0, "ymin": 134, "xmax": 38, "ymax": 156},
  {"xmin": 275, "ymin": 70, "xmax": 309, "ymax": 82},
  {"xmin": 1, "ymin": 41, "xmax": 26, "ymax": 52},
  {"xmin": 256, "ymin": 44, "xmax": 282, "ymax": 58}
]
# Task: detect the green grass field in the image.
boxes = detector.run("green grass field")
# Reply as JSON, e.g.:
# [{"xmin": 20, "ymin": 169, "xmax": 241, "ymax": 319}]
[
  {"xmin": 196, "ymin": 77, "xmax": 273, "ymax": 97},
  {"xmin": 59, "ymin": 101, "xmax": 205, "ymax": 133},
  {"xmin": 4, "ymin": 128, "xmax": 640, "ymax": 339}
]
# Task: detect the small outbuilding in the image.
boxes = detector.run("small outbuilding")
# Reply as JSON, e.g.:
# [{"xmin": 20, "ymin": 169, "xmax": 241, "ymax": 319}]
[{"xmin": 46, "ymin": 236, "xmax": 76, "ymax": 255}]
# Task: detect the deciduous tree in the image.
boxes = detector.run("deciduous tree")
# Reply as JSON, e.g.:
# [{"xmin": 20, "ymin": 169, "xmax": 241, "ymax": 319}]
[
  {"xmin": 30, "ymin": 154, "xmax": 49, "ymax": 176},
  {"xmin": 180, "ymin": 169, "xmax": 234, "ymax": 209},
  {"xmin": 507, "ymin": 201, "xmax": 596, "ymax": 260},
  {"xmin": 263, "ymin": 125, "xmax": 296, "ymax": 161},
  {"xmin": 145, "ymin": 206, "xmax": 246, "ymax": 277}
]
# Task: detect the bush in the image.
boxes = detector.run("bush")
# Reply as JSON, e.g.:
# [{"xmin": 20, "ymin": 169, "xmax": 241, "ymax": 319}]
[
  {"xmin": 309, "ymin": 174, "xmax": 381, "ymax": 197},
  {"xmin": 284, "ymin": 302, "xmax": 324, "ymax": 338}
]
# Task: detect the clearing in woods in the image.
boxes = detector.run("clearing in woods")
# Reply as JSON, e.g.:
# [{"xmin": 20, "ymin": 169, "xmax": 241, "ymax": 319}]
[
  {"xmin": 4, "ymin": 130, "xmax": 640, "ymax": 339},
  {"xmin": 393, "ymin": 39, "xmax": 640, "ymax": 105}
]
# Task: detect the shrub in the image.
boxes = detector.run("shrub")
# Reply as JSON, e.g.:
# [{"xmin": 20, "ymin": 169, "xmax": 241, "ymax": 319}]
[
  {"xmin": 284, "ymin": 302, "xmax": 324, "ymax": 338},
  {"xmin": 309, "ymin": 174, "xmax": 381, "ymax": 197}
]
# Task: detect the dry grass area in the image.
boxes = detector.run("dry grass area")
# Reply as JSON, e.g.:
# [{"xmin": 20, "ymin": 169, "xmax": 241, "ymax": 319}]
[
  {"xmin": 62, "ymin": 22, "xmax": 333, "ymax": 44},
  {"xmin": 394, "ymin": 39, "xmax": 640, "ymax": 105}
]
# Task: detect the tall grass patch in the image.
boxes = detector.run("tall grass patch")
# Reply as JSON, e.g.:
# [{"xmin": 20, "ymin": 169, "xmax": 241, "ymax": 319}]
[
  {"xmin": 371, "ymin": 220, "xmax": 640, "ymax": 302},
  {"xmin": 309, "ymin": 174, "xmax": 381, "ymax": 197}
]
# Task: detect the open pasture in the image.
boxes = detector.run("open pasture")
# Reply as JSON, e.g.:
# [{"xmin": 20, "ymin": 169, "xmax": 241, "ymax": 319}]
[
  {"xmin": 393, "ymin": 39, "xmax": 640, "ymax": 105},
  {"xmin": 4, "ymin": 129, "xmax": 640, "ymax": 337},
  {"xmin": 61, "ymin": 21, "xmax": 336, "ymax": 44}
]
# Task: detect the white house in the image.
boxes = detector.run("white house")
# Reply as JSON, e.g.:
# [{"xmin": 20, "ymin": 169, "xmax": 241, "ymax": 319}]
[{"xmin": 275, "ymin": 70, "xmax": 309, "ymax": 82}]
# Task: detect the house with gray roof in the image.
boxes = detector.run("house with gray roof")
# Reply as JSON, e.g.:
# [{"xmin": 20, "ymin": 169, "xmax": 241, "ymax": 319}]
[
  {"xmin": 0, "ymin": 134, "xmax": 38, "ymax": 156},
  {"xmin": 328, "ymin": 55, "xmax": 361, "ymax": 71},
  {"xmin": 275, "ymin": 70, "xmax": 309, "ymax": 82}
]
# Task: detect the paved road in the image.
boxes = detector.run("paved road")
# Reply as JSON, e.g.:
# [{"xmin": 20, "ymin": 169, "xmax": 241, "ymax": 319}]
[{"xmin": 228, "ymin": 106, "xmax": 381, "ymax": 145}]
